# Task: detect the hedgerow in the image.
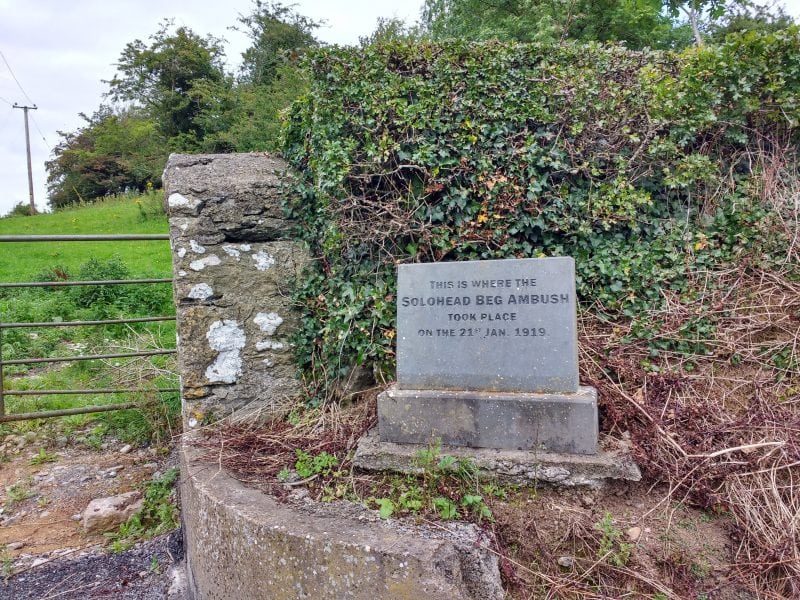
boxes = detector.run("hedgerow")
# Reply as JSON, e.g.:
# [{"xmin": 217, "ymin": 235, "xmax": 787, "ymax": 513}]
[{"xmin": 282, "ymin": 30, "xmax": 799, "ymax": 398}]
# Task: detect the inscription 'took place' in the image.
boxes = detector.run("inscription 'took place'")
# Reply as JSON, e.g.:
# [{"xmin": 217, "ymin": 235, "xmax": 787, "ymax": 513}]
[{"xmin": 396, "ymin": 257, "xmax": 578, "ymax": 394}]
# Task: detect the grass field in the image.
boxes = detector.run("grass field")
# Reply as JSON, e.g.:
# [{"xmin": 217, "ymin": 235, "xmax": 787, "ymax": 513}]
[
  {"xmin": 0, "ymin": 191, "xmax": 171, "ymax": 281},
  {"xmin": 0, "ymin": 191, "xmax": 178, "ymax": 444}
]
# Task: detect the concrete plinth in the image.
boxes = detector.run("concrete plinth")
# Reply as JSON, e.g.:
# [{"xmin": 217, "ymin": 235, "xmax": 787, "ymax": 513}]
[
  {"xmin": 378, "ymin": 385, "xmax": 598, "ymax": 455},
  {"xmin": 355, "ymin": 428, "xmax": 640, "ymax": 488}
]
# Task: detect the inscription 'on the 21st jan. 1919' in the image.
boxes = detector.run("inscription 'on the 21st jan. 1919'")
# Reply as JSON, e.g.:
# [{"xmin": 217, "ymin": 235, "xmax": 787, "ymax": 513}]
[{"xmin": 400, "ymin": 277, "xmax": 569, "ymax": 339}]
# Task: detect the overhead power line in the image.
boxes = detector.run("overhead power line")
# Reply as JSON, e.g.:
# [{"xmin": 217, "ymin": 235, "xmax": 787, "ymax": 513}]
[
  {"xmin": 29, "ymin": 112, "xmax": 49, "ymax": 147},
  {"xmin": 0, "ymin": 94, "xmax": 12, "ymax": 107},
  {"xmin": 0, "ymin": 48, "xmax": 36, "ymax": 105}
]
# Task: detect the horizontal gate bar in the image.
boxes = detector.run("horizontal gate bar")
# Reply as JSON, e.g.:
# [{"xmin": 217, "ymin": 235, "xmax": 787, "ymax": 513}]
[
  {"xmin": 0, "ymin": 278, "xmax": 172, "ymax": 289},
  {"xmin": 0, "ymin": 234, "xmax": 170, "ymax": 242},
  {"xmin": 0, "ymin": 402, "xmax": 139, "ymax": 422},
  {"xmin": 3, "ymin": 387, "xmax": 180, "ymax": 396},
  {"xmin": 0, "ymin": 316, "xmax": 175, "ymax": 329},
  {"xmin": 2, "ymin": 349, "xmax": 176, "ymax": 366}
]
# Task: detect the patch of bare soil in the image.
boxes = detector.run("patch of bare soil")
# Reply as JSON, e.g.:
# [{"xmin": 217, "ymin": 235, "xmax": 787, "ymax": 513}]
[
  {"xmin": 0, "ymin": 432, "xmax": 185, "ymax": 599},
  {"xmin": 1, "ymin": 441, "xmax": 162, "ymax": 559},
  {"xmin": 489, "ymin": 480, "xmax": 750, "ymax": 599}
]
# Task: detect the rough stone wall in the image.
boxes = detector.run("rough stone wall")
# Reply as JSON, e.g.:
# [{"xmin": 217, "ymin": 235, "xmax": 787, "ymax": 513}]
[{"xmin": 164, "ymin": 153, "xmax": 309, "ymax": 427}]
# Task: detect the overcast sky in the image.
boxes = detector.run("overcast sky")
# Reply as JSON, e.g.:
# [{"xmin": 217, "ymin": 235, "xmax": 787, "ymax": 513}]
[
  {"xmin": 0, "ymin": 0, "xmax": 424, "ymax": 216},
  {"xmin": 0, "ymin": 0, "xmax": 798, "ymax": 216}
]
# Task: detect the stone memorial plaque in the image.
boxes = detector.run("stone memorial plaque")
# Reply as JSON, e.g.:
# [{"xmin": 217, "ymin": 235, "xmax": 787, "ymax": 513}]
[{"xmin": 396, "ymin": 257, "xmax": 578, "ymax": 394}]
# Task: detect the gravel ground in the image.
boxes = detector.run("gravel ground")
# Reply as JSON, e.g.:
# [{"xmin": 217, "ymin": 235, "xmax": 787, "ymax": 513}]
[{"xmin": 0, "ymin": 529, "xmax": 187, "ymax": 600}]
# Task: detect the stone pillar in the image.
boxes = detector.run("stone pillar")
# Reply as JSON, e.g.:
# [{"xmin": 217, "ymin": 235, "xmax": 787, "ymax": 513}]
[{"xmin": 163, "ymin": 153, "xmax": 309, "ymax": 428}]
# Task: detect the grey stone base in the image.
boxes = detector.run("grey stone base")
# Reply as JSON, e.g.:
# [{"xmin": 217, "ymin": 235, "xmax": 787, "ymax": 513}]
[
  {"xmin": 379, "ymin": 385, "xmax": 598, "ymax": 455},
  {"xmin": 354, "ymin": 428, "xmax": 641, "ymax": 488}
]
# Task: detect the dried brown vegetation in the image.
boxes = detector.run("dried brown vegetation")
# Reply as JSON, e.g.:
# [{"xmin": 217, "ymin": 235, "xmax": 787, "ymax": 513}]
[
  {"xmin": 581, "ymin": 265, "xmax": 800, "ymax": 598},
  {"xmin": 194, "ymin": 398, "xmax": 376, "ymax": 495}
]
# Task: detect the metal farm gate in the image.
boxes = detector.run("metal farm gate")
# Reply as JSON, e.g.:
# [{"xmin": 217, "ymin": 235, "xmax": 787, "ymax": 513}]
[{"xmin": 0, "ymin": 234, "xmax": 178, "ymax": 423}]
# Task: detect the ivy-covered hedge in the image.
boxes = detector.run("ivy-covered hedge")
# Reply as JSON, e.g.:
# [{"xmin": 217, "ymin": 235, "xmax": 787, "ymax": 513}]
[{"xmin": 282, "ymin": 30, "xmax": 799, "ymax": 399}]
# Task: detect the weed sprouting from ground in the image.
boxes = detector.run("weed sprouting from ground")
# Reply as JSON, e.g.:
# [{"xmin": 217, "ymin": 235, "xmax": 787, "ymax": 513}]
[
  {"xmin": 107, "ymin": 467, "xmax": 180, "ymax": 552},
  {"xmin": 3, "ymin": 479, "xmax": 33, "ymax": 508},
  {"xmin": 365, "ymin": 442, "xmax": 493, "ymax": 523},
  {"xmin": 595, "ymin": 512, "xmax": 633, "ymax": 567},
  {"xmin": 29, "ymin": 448, "xmax": 57, "ymax": 465}
]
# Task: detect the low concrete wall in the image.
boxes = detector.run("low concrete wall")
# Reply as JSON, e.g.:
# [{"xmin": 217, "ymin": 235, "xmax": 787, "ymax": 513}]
[
  {"xmin": 164, "ymin": 153, "xmax": 310, "ymax": 427},
  {"xmin": 181, "ymin": 441, "xmax": 504, "ymax": 600}
]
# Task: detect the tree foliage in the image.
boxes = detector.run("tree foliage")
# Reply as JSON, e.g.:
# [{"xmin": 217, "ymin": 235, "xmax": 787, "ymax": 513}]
[
  {"xmin": 709, "ymin": 0, "xmax": 794, "ymax": 41},
  {"xmin": 236, "ymin": 0, "xmax": 320, "ymax": 86},
  {"xmin": 46, "ymin": 106, "xmax": 166, "ymax": 208},
  {"xmin": 193, "ymin": 0, "xmax": 320, "ymax": 152},
  {"xmin": 198, "ymin": 63, "xmax": 310, "ymax": 153},
  {"xmin": 421, "ymin": 0, "xmax": 690, "ymax": 49},
  {"xmin": 105, "ymin": 20, "xmax": 229, "ymax": 141},
  {"xmin": 47, "ymin": 3, "xmax": 318, "ymax": 207},
  {"xmin": 420, "ymin": 0, "xmax": 796, "ymax": 49}
]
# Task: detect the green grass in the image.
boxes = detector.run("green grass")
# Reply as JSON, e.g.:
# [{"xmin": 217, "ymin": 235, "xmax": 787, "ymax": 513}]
[
  {"xmin": 0, "ymin": 191, "xmax": 170, "ymax": 281},
  {"xmin": 0, "ymin": 191, "xmax": 179, "ymax": 445}
]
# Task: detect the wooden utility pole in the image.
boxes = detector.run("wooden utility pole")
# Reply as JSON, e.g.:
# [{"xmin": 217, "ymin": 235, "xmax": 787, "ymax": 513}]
[{"xmin": 13, "ymin": 103, "xmax": 37, "ymax": 215}]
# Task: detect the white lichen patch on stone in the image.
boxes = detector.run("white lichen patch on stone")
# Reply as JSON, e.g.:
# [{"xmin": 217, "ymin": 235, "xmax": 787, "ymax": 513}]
[
  {"xmin": 177, "ymin": 247, "xmax": 187, "ymax": 258},
  {"xmin": 205, "ymin": 320, "xmax": 246, "ymax": 384},
  {"xmin": 188, "ymin": 283, "xmax": 214, "ymax": 300},
  {"xmin": 239, "ymin": 244, "xmax": 251, "ymax": 252},
  {"xmin": 189, "ymin": 240, "xmax": 206, "ymax": 254},
  {"xmin": 168, "ymin": 193, "xmax": 199, "ymax": 210},
  {"xmin": 189, "ymin": 255, "xmax": 221, "ymax": 271},
  {"xmin": 262, "ymin": 358, "xmax": 274, "ymax": 367},
  {"xmin": 252, "ymin": 251, "xmax": 276, "ymax": 271},
  {"xmin": 256, "ymin": 340, "xmax": 285, "ymax": 351},
  {"xmin": 222, "ymin": 245, "xmax": 241, "ymax": 259},
  {"xmin": 180, "ymin": 223, "xmax": 188, "ymax": 231},
  {"xmin": 254, "ymin": 312, "xmax": 283, "ymax": 335},
  {"xmin": 168, "ymin": 193, "xmax": 189, "ymax": 207},
  {"xmin": 178, "ymin": 270, "xmax": 187, "ymax": 277}
]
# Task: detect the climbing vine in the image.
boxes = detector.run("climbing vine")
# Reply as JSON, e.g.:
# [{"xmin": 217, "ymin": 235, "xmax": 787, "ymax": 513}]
[{"xmin": 282, "ymin": 30, "xmax": 800, "ymax": 400}]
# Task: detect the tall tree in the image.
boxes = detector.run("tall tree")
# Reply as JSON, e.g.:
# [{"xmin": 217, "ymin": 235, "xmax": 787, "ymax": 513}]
[
  {"xmin": 105, "ymin": 21, "xmax": 230, "ymax": 143},
  {"xmin": 235, "ymin": 1, "xmax": 320, "ymax": 86},
  {"xmin": 708, "ymin": 0, "xmax": 793, "ymax": 41},
  {"xmin": 193, "ymin": 1, "xmax": 320, "ymax": 153},
  {"xmin": 665, "ymin": 0, "xmax": 727, "ymax": 45},
  {"xmin": 422, "ymin": 0, "xmax": 795, "ymax": 48}
]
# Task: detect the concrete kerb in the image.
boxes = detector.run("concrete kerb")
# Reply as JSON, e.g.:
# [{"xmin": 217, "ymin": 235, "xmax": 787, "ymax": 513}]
[{"xmin": 180, "ymin": 437, "xmax": 504, "ymax": 600}]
